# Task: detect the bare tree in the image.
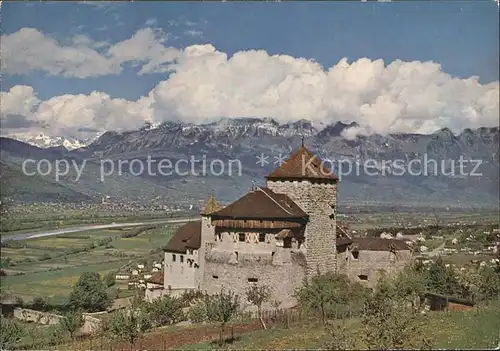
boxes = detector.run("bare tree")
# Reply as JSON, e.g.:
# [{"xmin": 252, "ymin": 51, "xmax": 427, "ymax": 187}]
[
  {"xmin": 204, "ymin": 288, "xmax": 240, "ymax": 345},
  {"xmin": 245, "ymin": 284, "xmax": 271, "ymax": 329}
]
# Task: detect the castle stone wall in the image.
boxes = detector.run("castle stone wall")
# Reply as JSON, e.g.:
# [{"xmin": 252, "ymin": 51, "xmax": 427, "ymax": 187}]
[
  {"xmin": 337, "ymin": 248, "xmax": 413, "ymax": 287},
  {"xmin": 202, "ymin": 251, "xmax": 306, "ymax": 310},
  {"xmin": 267, "ymin": 179, "xmax": 337, "ymax": 277}
]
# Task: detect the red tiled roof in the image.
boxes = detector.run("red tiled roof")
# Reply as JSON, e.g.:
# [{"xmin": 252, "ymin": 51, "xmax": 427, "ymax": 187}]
[
  {"xmin": 266, "ymin": 145, "xmax": 338, "ymax": 181},
  {"xmin": 211, "ymin": 187, "xmax": 307, "ymax": 220},
  {"xmin": 163, "ymin": 221, "xmax": 201, "ymax": 253},
  {"xmin": 337, "ymin": 221, "xmax": 351, "ymax": 239},
  {"xmin": 350, "ymin": 237, "xmax": 411, "ymax": 251},
  {"xmin": 146, "ymin": 271, "xmax": 164, "ymax": 285}
]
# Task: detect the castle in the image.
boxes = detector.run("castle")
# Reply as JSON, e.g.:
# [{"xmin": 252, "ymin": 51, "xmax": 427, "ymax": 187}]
[{"xmin": 146, "ymin": 145, "xmax": 412, "ymax": 308}]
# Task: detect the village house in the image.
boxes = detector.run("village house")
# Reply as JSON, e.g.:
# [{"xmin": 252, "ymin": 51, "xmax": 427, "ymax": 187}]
[{"xmin": 146, "ymin": 145, "xmax": 413, "ymax": 306}]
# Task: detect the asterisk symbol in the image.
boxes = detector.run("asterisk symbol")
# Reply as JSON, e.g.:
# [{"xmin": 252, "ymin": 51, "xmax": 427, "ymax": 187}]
[
  {"xmin": 256, "ymin": 153, "xmax": 269, "ymax": 167},
  {"xmin": 273, "ymin": 153, "xmax": 286, "ymax": 166}
]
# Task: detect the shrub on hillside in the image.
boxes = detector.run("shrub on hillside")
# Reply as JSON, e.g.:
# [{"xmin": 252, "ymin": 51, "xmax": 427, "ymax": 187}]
[{"xmin": 188, "ymin": 300, "xmax": 207, "ymax": 323}]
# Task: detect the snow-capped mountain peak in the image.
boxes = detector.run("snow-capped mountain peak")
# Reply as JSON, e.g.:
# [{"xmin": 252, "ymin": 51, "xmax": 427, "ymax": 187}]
[{"xmin": 7, "ymin": 132, "xmax": 103, "ymax": 150}]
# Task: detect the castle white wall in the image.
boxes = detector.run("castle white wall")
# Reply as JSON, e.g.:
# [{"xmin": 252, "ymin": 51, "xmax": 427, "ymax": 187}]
[{"xmin": 163, "ymin": 249, "xmax": 199, "ymax": 290}]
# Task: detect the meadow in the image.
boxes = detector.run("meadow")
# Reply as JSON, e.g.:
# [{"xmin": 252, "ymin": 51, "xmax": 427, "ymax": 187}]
[
  {"xmin": 1, "ymin": 225, "xmax": 178, "ymax": 300},
  {"xmin": 180, "ymin": 307, "xmax": 500, "ymax": 350}
]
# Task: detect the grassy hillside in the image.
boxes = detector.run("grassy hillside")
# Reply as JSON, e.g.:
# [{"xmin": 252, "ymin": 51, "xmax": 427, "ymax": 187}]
[{"xmin": 181, "ymin": 308, "xmax": 500, "ymax": 350}]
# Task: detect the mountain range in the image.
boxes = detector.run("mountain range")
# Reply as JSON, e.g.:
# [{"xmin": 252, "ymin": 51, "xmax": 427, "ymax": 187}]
[{"xmin": 1, "ymin": 118, "xmax": 498, "ymax": 210}]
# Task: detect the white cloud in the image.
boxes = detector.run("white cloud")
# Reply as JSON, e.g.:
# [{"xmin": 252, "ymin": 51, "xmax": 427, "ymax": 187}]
[
  {"xmin": 0, "ymin": 85, "xmax": 40, "ymax": 117},
  {"xmin": 107, "ymin": 28, "xmax": 180, "ymax": 75},
  {"xmin": 1, "ymin": 27, "xmax": 180, "ymax": 78},
  {"xmin": 1, "ymin": 42, "xmax": 498, "ymax": 137},
  {"xmin": 145, "ymin": 18, "xmax": 158, "ymax": 26},
  {"xmin": 1, "ymin": 28, "xmax": 121, "ymax": 78},
  {"xmin": 184, "ymin": 29, "xmax": 203, "ymax": 38}
]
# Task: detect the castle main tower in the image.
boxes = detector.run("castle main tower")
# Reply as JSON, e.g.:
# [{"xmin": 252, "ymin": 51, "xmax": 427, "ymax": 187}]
[{"xmin": 266, "ymin": 145, "xmax": 338, "ymax": 277}]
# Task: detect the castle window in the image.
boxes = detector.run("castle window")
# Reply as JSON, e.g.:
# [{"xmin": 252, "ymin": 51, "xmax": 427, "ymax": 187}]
[
  {"xmin": 212, "ymin": 275, "xmax": 219, "ymax": 279},
  {"xmin": 283, "ymin": 238, "xmax": 292, "ymax": 249},
  {"xmin": 180, "ymin": 255, "xmax": 184, "ymax": 263},
  {"xmin": 352, "ymin": 251, "xmax": 359, "ymax": 259},
  {"xmin": 235, "ymin": 251, "xmax": 239, "ymax": 262},
  {"xmin": 259, "ymin": 233, "xmax": 266, "ymax": 242},
  {"xmin": 358, "ymin": 275, "xmax": 368, "ymax": 281},
  {"xmin": 172, "ymin": 254, "xmax": 176, "ymax": 262},
  {"xmin": 248, "ymin": 278, "xmax": 258, "ymax": 283},
  {"xmin": 239, "ymin": 233, "xmax": 246, "ymax": 242},
  {"xmin": 215, "ymin": 233, "xmax": 222, "ymax": 242}
]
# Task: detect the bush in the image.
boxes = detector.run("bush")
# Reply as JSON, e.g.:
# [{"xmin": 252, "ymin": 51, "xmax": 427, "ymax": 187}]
[
  {"xmin": 188, "ymin": 301, "xmax": 207, "ymax": 323},
  {"xmin": 29, "ymin": 296, "xmax": 50, "ymax": 311},
  {"xmin": 0, "ymin": 316, "xmax": 26, "ymax": 349}
]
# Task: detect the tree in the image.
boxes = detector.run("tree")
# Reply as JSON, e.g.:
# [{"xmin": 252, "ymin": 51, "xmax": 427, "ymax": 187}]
[
  {"xmin": 393, "ymin": 263, "xmax": 426, "ymax": 307},
  {"xmin": 0, "ymin": 316, "xmax": 26, "ymax": 350},
  {"xmin": 59, "ymin": 310, "xmax": 84, "ymax": 340},
  {"xmin": 245, "ymin": 284, "xmax": 271, "ymax": 329},
  {"xmin": 147, "ymin": 295, "xmax": 185, "ymax": 327},
  {"xmin": 105, "ymin": 305, "xmax": 151, "ymax": 350},
  {"xmin": 204, "ymin": 289, "xmax": 240, "ymax": 345},
  {"xmin": 103, "ymin": 271, "xmax": 116, "ymax": 288},
  {"xmin": 361, "ymin": 274, "xmax": 434, "ymax": 350},
  {"xmin": 424, "ymin": 257, "xmax": 465, "ymax": 297},
  {"xmin": 69, "ymin": 272, "xmax": 111, "ymax": 312},
  {"xmin": 295, "ymin": 273, "xmax": 351, "ymax": 323},
  {"xmin": 477, "ymin": 266, "xmax": 500, "ymax": 302}
]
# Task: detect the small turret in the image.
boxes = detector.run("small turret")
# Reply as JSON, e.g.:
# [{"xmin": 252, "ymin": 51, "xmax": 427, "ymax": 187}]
[{"xmin": 201, "ymin": 195, "xmax": 221, "ymax": 216}]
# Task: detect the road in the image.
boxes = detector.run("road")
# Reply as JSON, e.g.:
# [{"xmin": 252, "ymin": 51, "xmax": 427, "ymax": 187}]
[{"xmin": 0, "ymin": 218, "xmax": 199, "ymax": 242}]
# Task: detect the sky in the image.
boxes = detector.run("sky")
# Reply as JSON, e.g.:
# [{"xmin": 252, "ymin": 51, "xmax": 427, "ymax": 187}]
[{"xmin": 1, "ymin": 0, "xmax": 499, "ymax": 138}]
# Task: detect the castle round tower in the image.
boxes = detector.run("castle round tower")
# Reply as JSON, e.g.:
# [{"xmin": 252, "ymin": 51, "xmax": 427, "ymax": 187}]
[{"xmin": 266, "ymin": 145, "xmax": 338, "ymax": 277}]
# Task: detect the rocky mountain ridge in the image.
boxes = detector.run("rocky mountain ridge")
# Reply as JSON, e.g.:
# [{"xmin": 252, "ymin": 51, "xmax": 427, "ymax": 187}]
[{"xmin": 1, "ymin": 118, "xmax": 498, "ymax": 208}]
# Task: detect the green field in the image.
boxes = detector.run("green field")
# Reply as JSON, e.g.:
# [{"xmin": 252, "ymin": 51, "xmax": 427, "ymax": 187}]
[{"xmin": 1, "ymin": 225, "xmax": 178, "ymax": 299}]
